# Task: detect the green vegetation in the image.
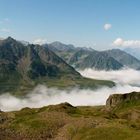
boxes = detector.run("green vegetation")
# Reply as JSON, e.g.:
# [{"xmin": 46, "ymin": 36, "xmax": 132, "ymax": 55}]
[
  {"xmin": 0, "ymin": 92, "xmax": 140, "ymax": 140},
  {"xmin": 0, "ymin": 37, "xmax": 115, "ymax": 95},
  {"xmin": 41, "ymin": 77, "xmax": 115, "ymax": 89}
]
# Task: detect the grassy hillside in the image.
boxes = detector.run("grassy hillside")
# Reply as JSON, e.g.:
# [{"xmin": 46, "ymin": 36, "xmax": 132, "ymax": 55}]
[{"xmin": 0, "ymin": 92, "xmax": 140, "ymax": 140}]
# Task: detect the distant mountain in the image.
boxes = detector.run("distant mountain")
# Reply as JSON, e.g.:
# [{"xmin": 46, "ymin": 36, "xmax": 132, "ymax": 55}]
[
  {"xmin": 19, "ymin": 40, "xmax": 30, "ymax": 46},
  {"xmin": 44, "ymin": 41, "xmax": 95, "ymax": 62},
  {"xmin": 105, "ymin": 49, "xmax": 140, "ymax": 69},
  {"xmin": 73, "ymin": 51, "xmax": 123, "ymax": 70},
  {"xmin": 49, "ymin": 41, "xmax": 76, "ymax": 51},
  {"xmin": 0, "ymin": 37, "xmax": 114, "ymax": 94},
  {"xmin": 0, "ymin": 37, "xmax": 80, "ymax": 93},
  {"xmin": 0, "ymin": 37, "xmax": 4, "ymax": 43},
  {"xmin": 45, "ymin": 42, "xmax": 140, "ymax": 70},
  {"xmin": 124, "ymin": 47, "xmax": 140, "ymax": 60},
  {"xmin": 44, "ymin": 42, "xmax": 76, "ymax": 62},
  {"xmin": 68, "ymin": 49, "xmax": 94, "ymax": 66},
  {"xmin": 0, "ymin": 38, "xmax": 4, "ymax": 40},
  {"xmin": 73, "ymin": 49, "xmax": 140, "ymax": 70}
]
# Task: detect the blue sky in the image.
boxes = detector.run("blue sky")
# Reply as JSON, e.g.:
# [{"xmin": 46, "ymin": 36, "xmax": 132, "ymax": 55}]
[{"xmin": 0, "ymin": 0, "xmax": 140, "ymax": 50}]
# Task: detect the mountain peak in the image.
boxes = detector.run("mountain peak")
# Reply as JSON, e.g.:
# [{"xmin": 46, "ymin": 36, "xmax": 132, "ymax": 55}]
[
  {"xmin": 7, "ymin": 36, "xmax": 13, "ymax": 39},
  {"xmin": 6, "ymin": 36, "xmax": 15, "ymax": 41},
  {"xmin": 49, "ymin": 41, "xmax": 76, "ymax": 52},
  {"xmin": 51, "ymin": 41, "xmax": 63, "ymax": 45}
]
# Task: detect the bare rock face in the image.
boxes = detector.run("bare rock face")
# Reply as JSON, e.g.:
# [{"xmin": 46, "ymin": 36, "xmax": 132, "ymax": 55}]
[{"xmin": 106, "ymin": 91, "xmax": 140, "ymax": 109}]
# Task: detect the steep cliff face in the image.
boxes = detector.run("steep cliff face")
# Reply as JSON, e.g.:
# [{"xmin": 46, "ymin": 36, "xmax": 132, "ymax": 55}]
[
  {"xmin": 106, "ymin": 92, "xmax": 140, "ymax": 122},
  {"xmin": 106, "ymin": 91, "xmax": 140, "ymax": 109}
]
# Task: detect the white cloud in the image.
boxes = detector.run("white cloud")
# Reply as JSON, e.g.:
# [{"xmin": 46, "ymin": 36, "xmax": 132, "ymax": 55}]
[
  {"xmin": 112, "ymin": 38, "xmax": 140, "ymax": 47},
  {"xmin": 79, "ymin": 68, "xmax": 140, "ymax": 85},
  {"xmin": 1, "ymin": 84, "xmax": 140, "ymax": 112},
  {"xmin": 113, "ymin": 38, "xmax": 124, "ymax": 46},
  {"xmin": 1, "ymin": 68, "xmax": 140, "ymax": 111},
  {"xmin": 104, "ymin": 23, "xmax": 112, "ymax": 30},
  {"xmin": 33, "ymin": 38, "xmax": 47, "ymax": 45},
  {"xmin": 1, "ymin": 28, "xmax": 11, "ymax": 33}
]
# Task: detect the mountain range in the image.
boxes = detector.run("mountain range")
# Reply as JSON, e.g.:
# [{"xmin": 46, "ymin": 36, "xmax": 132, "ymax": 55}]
[
  {"xmin": 45, "ymin": 42, "xmax": 140, "ymax": 70},
  {"xmin": 0, "ymin": 37, "xmax": 114, "ymax": 94},
  {"xmin": 124, "ymin": 47, "xmax": 140, "ymax": 60},
  {"xmin": 1, "ymin": 37, "xmax": 140, "ymax": 94},
  {"xmin": 0, "ymin": 38, "xmax": 140, "ymax": 140}
]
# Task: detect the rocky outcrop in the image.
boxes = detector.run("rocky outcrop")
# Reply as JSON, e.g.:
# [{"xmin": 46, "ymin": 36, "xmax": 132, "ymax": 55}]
[{"xmin": 106, "ymin": 91, "xmax": 140, "ymax": 109}]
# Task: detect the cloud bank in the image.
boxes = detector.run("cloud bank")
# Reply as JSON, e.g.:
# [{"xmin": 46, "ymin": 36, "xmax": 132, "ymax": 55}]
[
  {"xmin": 79, "ymin": 68, "xmax": 140, "ymax": 86},
  {"xmin": 113, "ymin": 38, "xmax": 140, "ymax": 47},
  {"xmin": 1, "ymin": 84, "xmax": 140, "ymax": 112},
  {"xmin": 1, "ymin": 68, "xmax": 140, "ymax": 111}
]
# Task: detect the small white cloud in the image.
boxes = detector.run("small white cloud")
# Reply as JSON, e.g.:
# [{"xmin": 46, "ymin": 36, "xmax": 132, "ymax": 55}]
[
  {"xmin": 113, "ymin": 38, "xmax": 124, "ymax": 46},
  {"xmin": 1, "ymin": 28, "xmax": 11, "ymax": 33},
  {"xmin": 33, "ymin": 38, "xmax": 47, "ymax": 45},
  {"xmin": 112, "ymin": 38, "xmax": 140, "ymax": 47},
  {"xmin": 104, "ymin": 23, "xmax": 112, "ymax": 30}
]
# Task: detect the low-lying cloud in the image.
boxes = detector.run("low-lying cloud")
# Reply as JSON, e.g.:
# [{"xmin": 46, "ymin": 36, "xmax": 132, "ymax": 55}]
[
  {"xmin": 1, "ymin": 84, "xmax": 140, "ymax": 112},
  {"xmin": 79, "ymin": 68, "xmax": 140, "ymax": 86},
  {"xmin": 1, "ymin": 68, "xmax": 140, "ymax": 111}
]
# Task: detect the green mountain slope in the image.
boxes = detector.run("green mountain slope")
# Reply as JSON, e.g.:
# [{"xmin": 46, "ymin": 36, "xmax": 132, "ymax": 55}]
[{"xmin": 0, "ymin": 37, "xmax": 114, "ymax": 94}]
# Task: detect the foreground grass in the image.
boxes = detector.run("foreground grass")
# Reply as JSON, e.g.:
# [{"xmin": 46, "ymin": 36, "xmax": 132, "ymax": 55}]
[{"xmin": 0, "ymin": 99, "xmax": 140, "ymax": 140}]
